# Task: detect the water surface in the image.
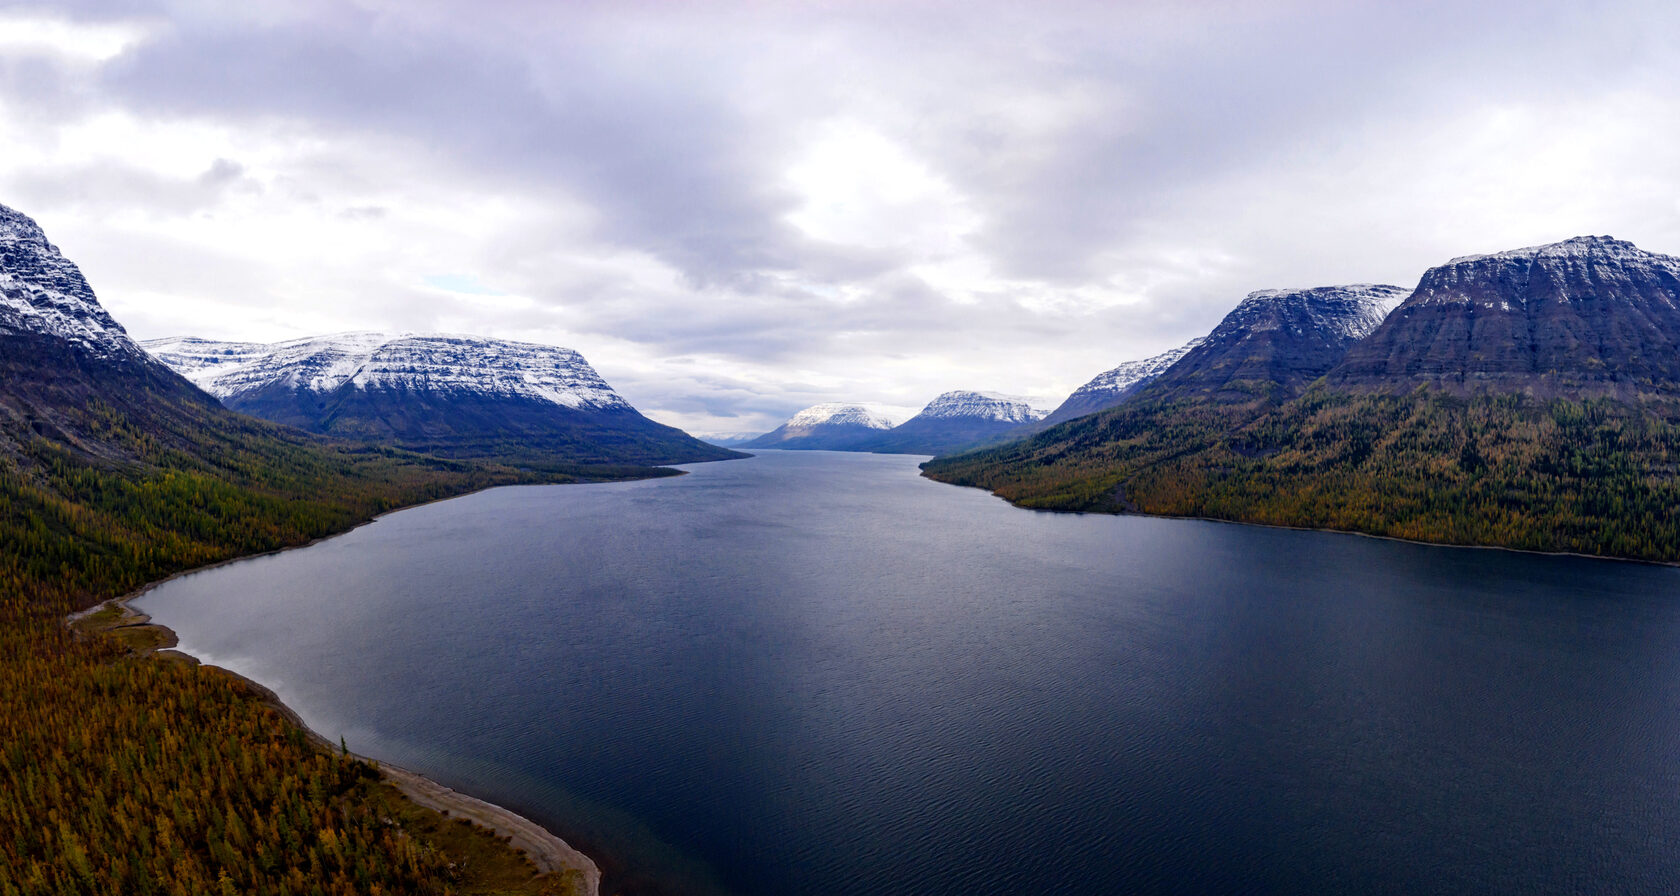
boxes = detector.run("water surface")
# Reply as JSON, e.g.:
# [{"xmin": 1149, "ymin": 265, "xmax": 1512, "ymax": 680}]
[{"xmin": 139, "ymin": 450, "xmax": 1680, "ymax": 895}]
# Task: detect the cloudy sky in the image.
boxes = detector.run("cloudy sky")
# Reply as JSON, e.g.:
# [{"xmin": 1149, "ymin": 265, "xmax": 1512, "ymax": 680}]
[{"xmin": 3, "ymin": 0, "xmax": 1678, "ymax": 434}]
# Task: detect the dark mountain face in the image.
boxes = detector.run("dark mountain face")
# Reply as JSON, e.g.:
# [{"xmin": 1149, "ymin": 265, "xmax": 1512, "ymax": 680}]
[
  {"xmin": 144, "ymin": 335, "xmax": 741, "ymax": 465},
  {"xmin": 1330, "ymin": 236, "xmax": 1680, "ymax": 396},
  {"xmin": 1141, "ymin": 284, "xmax": 1408, "ymax": 404}
]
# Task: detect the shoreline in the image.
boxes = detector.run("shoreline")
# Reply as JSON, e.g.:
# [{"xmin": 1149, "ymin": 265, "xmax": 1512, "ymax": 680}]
[
  {"xmin": 67, "ymin": 482, "xmax": 607, "ymax": 896},
  {"xmin": 921, "ymin": 470, "xmax": 1680, "ymax": 569}
]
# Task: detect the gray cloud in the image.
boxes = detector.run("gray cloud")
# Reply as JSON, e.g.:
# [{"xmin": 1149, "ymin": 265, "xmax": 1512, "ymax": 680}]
[{"xmin": 6, "ymin": 0, "xmax": 1680, "ymax": 433}]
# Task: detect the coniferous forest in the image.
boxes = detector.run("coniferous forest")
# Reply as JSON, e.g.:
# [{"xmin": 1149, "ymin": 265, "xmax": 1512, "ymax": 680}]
[
  {"xmin": 0, "ymin": 387, "xmax": 643, "ymax": 895},
  {"xmin": 923, "ymin": 388, "xmax": 1680, "ymax": 563}
]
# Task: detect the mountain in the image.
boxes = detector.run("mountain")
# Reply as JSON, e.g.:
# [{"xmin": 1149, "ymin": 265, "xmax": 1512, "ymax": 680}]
[
  {"xmin": 923, "ymin": 239, "xmax": 1680, "ymax": 563},
  {"xmin": 1141, "ymin": 284, "xmax": 1407, "ymax": 403},
  {"xmin": 0, "ymin": 202, "xmax": 225, "ymax": 457},
  {"xmin": 857, "ymin": 391, "xmax": 1049, "ymax": 455},
  {"xmin": 1039, "ymin": 338, "xmax": 1204, "ymax": 427},
  {"xmin": 1329, "ymin": 236, "xmax": 1680, "ymax": 396},
  {"xmin": 697, "ymin": 431, "xmax": 765, "ymax": 448},
  {"xmin": 144, "ymin": 334, "xmax": 740, "ymax": 465},
  {"xmin": 743, "ymin": 403, "xmax": 897, "ymax": 450}
]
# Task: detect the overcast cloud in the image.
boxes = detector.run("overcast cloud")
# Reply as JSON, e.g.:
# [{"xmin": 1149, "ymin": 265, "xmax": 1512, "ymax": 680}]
[{"xmin": 3, "ymin": 0, "xmax": 1678, "ymax": 433}]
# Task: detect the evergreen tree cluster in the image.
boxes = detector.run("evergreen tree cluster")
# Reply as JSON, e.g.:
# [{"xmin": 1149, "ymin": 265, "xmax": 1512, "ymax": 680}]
[
  {"xmin": 924, "ymin": 388, "xmax": 1680, "ymax": 563},
  {"xmin": 0, "ymin": 393, "xmax": 614, "ymax": 894}
]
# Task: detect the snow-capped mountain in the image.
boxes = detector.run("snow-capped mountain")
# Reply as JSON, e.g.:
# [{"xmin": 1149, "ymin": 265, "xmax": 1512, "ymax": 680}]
[
  {"xmin": 695, "ymin": 431, "xmax": 766, "ymax": 448},
  {"xmin": 743, "ymin": 403, "xmax": 897, "ymax": 450},
  {"xmin": 143, "ymin": 333, "xmax": 738, "ymax": 464},
  {"xmin": 1041, "ymin": 338, "xmax": 1205, "ymax": 427},
  {"xmin": 853, "ymin": 391, "xmax": 1051, "ymax": 456},
  {"xmin": 1, "ymin": 203, "xmax": 152, "ymax": 361},
  {"xmin": 146, "ymin": 334, "xmax": 632, "ymax": 414},
  {"xmin": 913, "ymin": 391, "xmax": 1047, "ymax": 424},
  {"xmin": 1141, "ymin": 284, "xmax": 1407, "ymax": 403},
  {"xmin": 1331, "ymin": 236, "xmax": 1680, "ymax": 396},
  {"xmin": 0, "ymin": 202, "xmax": 218, "ymax": 456}
]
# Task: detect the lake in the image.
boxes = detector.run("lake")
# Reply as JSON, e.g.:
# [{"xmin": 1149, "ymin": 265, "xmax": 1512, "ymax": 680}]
[{"xmin": 136, "ymin": 449, "xmax": 1680, "ymax": 895}]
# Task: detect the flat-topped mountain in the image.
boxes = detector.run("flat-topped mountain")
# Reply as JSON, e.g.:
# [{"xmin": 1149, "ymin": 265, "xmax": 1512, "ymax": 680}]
[
  {"xmin": 1142, "ymin": 284, "xmax": 1407, "ymax": 403},
  {"xmin": 144, "ymin": 333, "xmax": 739, "ymax": 464},
  {"xmin": 1330, "ymin": 236, "xmax": 1680, "ymax": 396},
  {"xmin": 744, "ymin": 403, "xmax": 897, "ymax": 450},
  {"xmin": 1041, "ymin": 339, "xmax": 1204, "ymax": 427},
  {"xmin": 858, "ymin": 391, "xmax": 1049, "ymax": 455}
]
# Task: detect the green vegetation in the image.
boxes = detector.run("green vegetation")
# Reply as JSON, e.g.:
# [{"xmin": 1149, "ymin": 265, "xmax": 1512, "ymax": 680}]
[
  {"xmin": 1, "ymin": 394, "xmax": 642, "ymax": 894},
  {"xmin": 924, "ymin": 388, "xmax": 1680, "ymax": 562}
]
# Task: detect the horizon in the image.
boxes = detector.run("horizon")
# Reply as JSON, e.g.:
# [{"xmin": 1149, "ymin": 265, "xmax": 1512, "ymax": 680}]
[{"xmin": 3, "ymin": 0, "xmax": 1677, "ymax": 433}]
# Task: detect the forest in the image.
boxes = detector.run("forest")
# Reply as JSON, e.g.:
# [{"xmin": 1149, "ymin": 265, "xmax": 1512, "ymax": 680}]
[
  {"xmin": 0, "ymin": 394, "xmax": 640, "ymax": 894},
  {"xmin": 923, "ymin": 387, "xmax": 1680, "ymax": 563}
]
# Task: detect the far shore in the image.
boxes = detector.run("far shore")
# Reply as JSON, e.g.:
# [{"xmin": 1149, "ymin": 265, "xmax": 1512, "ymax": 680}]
[{"xmin": 921, "ymin": 468, "xmax": 1680, "ymax": 569}]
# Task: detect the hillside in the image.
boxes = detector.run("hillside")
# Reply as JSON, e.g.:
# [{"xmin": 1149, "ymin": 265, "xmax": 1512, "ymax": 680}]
[{"xmin": 924, "ymin": 240, "xmax": 1680, "ymax": 563}]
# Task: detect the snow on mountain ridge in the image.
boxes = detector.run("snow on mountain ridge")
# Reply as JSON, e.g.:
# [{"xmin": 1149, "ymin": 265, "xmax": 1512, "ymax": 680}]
[
  {"xmin": 1070, "ymin": 338, "xmax": 1205, "ymax": 398},
  {"xmin": 143, "ymin": 333, "xmax": 630, "ymax": 411},
  {"xmin": 1444, "ymin": 235, "xmax": 1675, "ymax": 267},
  {"xmin": 0, "ymin": 202, "xmax": 142, "ymax": 358},
  {"xmin": 785, "ymin": 403, "xmax": 897, "ymax": 429},
  {"xmin": 916, "ymin": 390, "xmax": 1048, "ymax": 423},
  {"xmin": 1225, "ymin": 284, "xmax": 1407, "ymax": 341}
]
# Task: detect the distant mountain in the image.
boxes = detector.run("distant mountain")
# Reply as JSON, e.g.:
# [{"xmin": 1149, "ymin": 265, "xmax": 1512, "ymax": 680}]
[
  {"xmin": 924, "ymin": 238, "xmax": 1680, "ymax": 563},
  {"xmin": 144, "ymin": 334, "xmax": 739, "ymax": 464},
  {"xmin": 743, "ymin": 403, "xmax": 897, "ymax": 450},
  {"xmin": 1329, "ymin": 236, "xmax": 1680, "ymax": 396},
  {"xmin": 697, "ymin": 431, "xmax": 765, "ymax": 448},
  {"xmin": 1141, "ymin": 284, "xmax": 1407, "ymax": 404},
  {"xmin": 1040, "ymin": 339, "xmax": 1204, "ymax": 427},
  {"xmin": 857, "ymin": 391, "xmax": 1049, "ymax": 455}
]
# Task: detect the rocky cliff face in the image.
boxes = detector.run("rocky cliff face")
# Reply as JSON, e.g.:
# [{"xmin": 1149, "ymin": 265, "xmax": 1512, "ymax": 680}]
[
  {"xmin": 1142, "ymin": 284, "xmax": 1407, "ymax": 403},
  {"xmin": 743, "ymin": 403, "xmax": 898, "ymax": 450},
  {"xmin": 144, "ymin": 333, "xmax": 737, "ymax": 464},
  {"xmin": 1330, "ymin": 236, "xmax": 1680, "ymax": 396},
  {"xmin": 1041, "ymin": 339, "xmax": 1205, "ymax": 426}
]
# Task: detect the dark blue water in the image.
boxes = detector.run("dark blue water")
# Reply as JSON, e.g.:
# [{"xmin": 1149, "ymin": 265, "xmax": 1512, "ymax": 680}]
[{"xmin": 137, "ymin": 450, "xmax": 1680, "ymax": 895}]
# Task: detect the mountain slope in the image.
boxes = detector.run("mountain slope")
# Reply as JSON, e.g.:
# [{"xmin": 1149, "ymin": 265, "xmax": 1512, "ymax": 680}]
[
  {"xmin": 145, "ymin": 334, "xmax": 741, "ymax": 465},
  {"xmin": 1039, "ymin": 338, "xmax": 1204, "ymax": 427},
  {"xmin": 743, "ymin": 403, "xmax": 898, "ymax": 450},
  {"xmin": 1141, "ymin": 284, "xmax": 1407, "ymax": 403},
  {"xmin": 857, "ymin": 391, "xmax": 1049, "ymax": 455},
  {"xmin": 924, "ymin": 244, "xmax": 1680, "ymax": 562},
  {"xmin": 0, "ymin": 205, "xmax": 243, "ymax": 463},
  {"xmin": 1330, "ymin": 236, "xmax": 1680, "ymax": 396}
]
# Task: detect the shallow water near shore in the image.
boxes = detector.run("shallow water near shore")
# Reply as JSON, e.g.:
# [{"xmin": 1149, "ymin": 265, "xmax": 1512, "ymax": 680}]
[{"xmin": 139, "ymin": 449, "xmax": 1680, "ymax": 895}]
